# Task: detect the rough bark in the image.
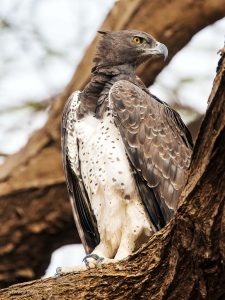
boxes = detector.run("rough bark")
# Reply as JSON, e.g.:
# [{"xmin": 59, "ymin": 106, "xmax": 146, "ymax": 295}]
[
  {"xmin": 0, "ymin": 46, "xmax": 224, "ymax": 300},
  {"xmin": 1, "ymin": 0, "xmax": 225, "ymax": 288}
]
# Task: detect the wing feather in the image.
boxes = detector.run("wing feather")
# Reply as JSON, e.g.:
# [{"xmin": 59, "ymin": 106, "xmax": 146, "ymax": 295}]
[
  {"xmin": 110, "ymin": 80, "xmax": 192, "ymax": 229},
  {"xmin": 61, "ymin": 92, "xmax": 100, "ymax": 253}
]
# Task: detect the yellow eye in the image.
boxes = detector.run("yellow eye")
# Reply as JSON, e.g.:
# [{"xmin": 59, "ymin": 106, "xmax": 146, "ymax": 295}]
[{"xmin": 133, "ymin": 36, "xmax": 143, "ymax": 45}]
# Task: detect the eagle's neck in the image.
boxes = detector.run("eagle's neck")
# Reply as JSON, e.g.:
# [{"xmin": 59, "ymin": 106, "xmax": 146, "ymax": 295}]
[{"xmin": 77, "ymin": 64, "xmax": 146, "ymax": 118}]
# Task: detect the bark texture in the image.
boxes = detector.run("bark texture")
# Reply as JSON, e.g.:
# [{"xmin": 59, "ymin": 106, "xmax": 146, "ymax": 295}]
[
  {"xmin": 0, "ymin": 0, "xmax": 225, "ymax": 288},
  {"xmin": 0, "ymin": 46, "xmax": 224, "ymax": 299}
]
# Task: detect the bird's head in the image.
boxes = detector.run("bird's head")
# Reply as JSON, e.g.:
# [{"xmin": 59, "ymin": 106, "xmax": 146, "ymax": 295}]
[{"xmin": 93, "ymin": 30, "xmax": 168, "ymax": 68}]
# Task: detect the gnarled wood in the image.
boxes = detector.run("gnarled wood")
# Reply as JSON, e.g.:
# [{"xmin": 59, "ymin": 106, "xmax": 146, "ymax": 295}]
[{"xmin": 1, "ymin": 0, "xmax": 225, "ymax": 288}]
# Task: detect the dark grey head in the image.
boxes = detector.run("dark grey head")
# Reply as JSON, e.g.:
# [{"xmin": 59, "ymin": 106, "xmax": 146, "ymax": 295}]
[{"xmin": 93, "ymin": 30, "xmax": 168, "ymax": 68}]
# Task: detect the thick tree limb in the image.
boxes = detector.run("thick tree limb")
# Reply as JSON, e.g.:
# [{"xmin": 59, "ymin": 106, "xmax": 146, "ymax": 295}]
[
  {"xmin": 0, "ymin": 46, "xmax": 224, "ymax": 300},
  {"xmin": 1, "ymin": 0, "xmax": 225, "ymax": 288}
]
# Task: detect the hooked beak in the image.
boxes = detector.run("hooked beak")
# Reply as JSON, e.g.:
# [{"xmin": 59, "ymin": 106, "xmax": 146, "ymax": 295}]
[{"xmin": 144, "ymin": 42, "xmax": 168, "ymax": 61}]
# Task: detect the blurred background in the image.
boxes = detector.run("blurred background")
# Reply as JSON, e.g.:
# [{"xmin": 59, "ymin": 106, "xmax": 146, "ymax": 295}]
[{"xmin": 0, "ymin": 0, "xmax": 224, "ymax": 277}]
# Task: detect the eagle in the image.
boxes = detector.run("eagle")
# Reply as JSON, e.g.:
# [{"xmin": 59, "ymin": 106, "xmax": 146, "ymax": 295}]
[{"xmin": 58, "ymin": 30, "xmax": 193, "ymax": 273}]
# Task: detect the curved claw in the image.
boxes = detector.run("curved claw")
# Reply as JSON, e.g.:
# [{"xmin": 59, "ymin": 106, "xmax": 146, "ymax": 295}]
[
  {"xmin": 55, "ymin": 267, "xmax": 63, "ymax": 277},
  {"xmin": 83, "ymin": 253, "xmax": 104, "ymax": 268}
]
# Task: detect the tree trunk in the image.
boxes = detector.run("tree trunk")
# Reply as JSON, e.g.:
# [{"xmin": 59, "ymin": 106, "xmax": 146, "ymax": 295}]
[
  {"xmin": 0, "ymin": 46, "xmax": 224, "ymax": 300},
  {"xmin": 1, "ymin": 0, "xmax": 225, "ymax": 289}
]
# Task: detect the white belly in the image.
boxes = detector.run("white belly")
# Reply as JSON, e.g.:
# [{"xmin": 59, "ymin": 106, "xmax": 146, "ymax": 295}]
[{"xmin": 75, "ymin": 111, "xmax": 152, "ymax": 252}]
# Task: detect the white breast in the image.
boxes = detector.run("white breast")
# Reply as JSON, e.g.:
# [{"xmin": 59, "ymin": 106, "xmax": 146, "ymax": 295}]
[
  {"xmin": 75, "ymin": 111, "xmax": 135, "ymax": 197},
  {"xmin": 75, "ymin": 109, "xmax": 152, "ymax": 252}
]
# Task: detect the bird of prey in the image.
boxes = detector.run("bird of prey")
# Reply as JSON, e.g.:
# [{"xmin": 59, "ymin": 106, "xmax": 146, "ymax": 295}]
[{"xmin": 59, "ymin": 30, "xmax": 193, "ymax": 273}]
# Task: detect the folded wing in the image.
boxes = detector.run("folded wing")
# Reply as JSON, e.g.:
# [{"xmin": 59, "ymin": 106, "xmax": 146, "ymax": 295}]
[
  {"xmin": 61, "ymin": 92, "xmax": 100, "ymax": 253},
  {"xmin": 110, "ymin": 80, "xmax": 193, "ymax": 230}
]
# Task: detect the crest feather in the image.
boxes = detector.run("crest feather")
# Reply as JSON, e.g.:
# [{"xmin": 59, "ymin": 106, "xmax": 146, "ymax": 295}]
[{"xmin": 98, "ymin": 30, "xmax": 110, "ymax": 35}]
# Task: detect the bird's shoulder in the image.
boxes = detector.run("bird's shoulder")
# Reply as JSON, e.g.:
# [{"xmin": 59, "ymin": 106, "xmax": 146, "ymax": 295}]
[
  {"xmin": 110, "ymin": 79, "xmax": 149, "ymax": 102},
  {"xmin": 109, "ymin": 79, "xmax": 193, "ymax": 149},
  {"xmin": 62, "ymin": 91, "xmax": 81, "ymax": 180}
]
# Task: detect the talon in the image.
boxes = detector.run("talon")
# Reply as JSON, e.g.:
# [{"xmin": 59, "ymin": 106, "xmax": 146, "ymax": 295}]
[
  {"xmin": 83, "ymin": 254, "xmax": 104, "ymax": 268},
  {"xmin": 55, "ymin": 267, "xmax": 63, "ymax": 276}
]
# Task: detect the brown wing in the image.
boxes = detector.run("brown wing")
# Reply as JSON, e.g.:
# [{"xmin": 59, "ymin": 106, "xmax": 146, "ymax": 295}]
[
  {"xmin": 62, "ymin": 92, "xmax": 100, "ymax": 253},
  {"xmin": 110, "ymin": 80, "xmax": 193, "ymax": 230}
]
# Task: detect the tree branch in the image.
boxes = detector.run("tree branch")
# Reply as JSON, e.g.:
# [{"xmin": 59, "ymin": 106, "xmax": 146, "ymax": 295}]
[{"xmin": 1, "ymin": 0, "xmax": 225, "ymax": 288}]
